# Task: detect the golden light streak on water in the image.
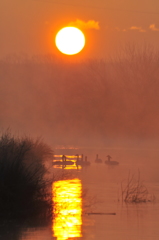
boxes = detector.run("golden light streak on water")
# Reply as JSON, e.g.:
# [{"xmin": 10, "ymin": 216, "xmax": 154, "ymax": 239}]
[
  {"xmin": 53, "ymin": 155, "xmax": 82, "ymax": 169},
  {"xmin": 53, "ymin": 165, "xmax": 82, "ymax": 170},
  {"xmin": 52, "ymin": 178, "xmax": 82, "ymax": 240},
  {"xmin": 54, "ymin": 155, "xmax": 81, "ymax": 158}
]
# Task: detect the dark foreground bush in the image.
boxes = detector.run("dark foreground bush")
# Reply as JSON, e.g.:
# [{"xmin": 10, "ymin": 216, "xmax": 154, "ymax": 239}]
[{"xmin": 0, "ymin": 132, "xmax": 53, "ymax": 220}]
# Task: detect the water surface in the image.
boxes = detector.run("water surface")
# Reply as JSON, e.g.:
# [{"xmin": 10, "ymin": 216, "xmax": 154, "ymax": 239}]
[{"xmin": 2, "ymin": 147, "xmax": 159, "ymax": 240}]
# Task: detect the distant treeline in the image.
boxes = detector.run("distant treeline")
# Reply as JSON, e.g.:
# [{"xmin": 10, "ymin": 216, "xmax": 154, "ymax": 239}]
[{"xmin": 0, "ymin": 44, "xmax": 159, "ymax": 147}]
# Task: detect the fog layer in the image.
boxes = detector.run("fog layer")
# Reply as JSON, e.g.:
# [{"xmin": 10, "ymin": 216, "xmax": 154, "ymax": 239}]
[{"xmin": 1, "ymin": 46, "xmax": 159, "ymax": 148}]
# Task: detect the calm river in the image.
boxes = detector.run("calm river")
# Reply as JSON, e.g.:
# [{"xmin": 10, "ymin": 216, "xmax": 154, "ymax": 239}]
[{"xmin": 1, "ymin": 147, "xmax": 159, "ymax": 240}]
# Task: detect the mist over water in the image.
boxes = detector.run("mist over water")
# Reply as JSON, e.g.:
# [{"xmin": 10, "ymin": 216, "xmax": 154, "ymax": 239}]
[{"xmin": 0, "ymin": 45, "xmax": 159, "ymax": 151}]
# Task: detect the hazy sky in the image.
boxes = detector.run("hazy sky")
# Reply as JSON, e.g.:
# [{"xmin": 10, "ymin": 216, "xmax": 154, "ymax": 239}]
[{"xmin": 1, "ymin": 0, "xmax": 159, "ymax": 59}]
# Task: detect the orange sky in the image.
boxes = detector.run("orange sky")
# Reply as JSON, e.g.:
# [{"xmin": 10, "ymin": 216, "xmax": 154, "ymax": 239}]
[{"xmin": 1, "ymin": 0, "xmax": 159, "ymax": 59}]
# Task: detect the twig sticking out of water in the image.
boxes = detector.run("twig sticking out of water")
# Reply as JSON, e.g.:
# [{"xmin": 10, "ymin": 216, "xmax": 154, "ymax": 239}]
[
  {"xmin": 121, "ymin": 170, "xmax": 151, "ymax": 203},
  {"xmin": 86, "ymin": 212, "xmax": 116, "ymax": 215}
]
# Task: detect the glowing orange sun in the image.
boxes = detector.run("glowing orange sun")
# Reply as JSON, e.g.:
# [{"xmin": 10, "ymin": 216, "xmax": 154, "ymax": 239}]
[{"xmin": 55, "ymin": 27, "xmax": 85, "ymax": 55}]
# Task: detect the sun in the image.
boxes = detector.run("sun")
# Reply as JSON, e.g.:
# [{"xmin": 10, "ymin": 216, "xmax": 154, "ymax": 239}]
[{"xmin": 55, "ymin": 27, "xmax": 85, "ymax": 55}]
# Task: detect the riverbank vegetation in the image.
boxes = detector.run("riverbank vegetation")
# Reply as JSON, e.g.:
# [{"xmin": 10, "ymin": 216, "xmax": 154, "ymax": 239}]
[{"xmin": 0, "ymin": 132, "xmax": 54, "ymax": 220}]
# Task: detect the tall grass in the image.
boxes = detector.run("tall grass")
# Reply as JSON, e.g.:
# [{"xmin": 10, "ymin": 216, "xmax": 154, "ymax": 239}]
[{"xmin": 0, "ymin": 132, "xmax": 54, "ymax": 220}]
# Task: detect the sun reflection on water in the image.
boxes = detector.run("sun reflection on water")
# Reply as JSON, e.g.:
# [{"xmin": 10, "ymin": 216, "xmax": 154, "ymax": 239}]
[
  {"xmin": 53, "ymin": 165, "xmax": 81, "ymax": 170},
  {"xmin": 53, "ymin": 155, "xmax": 82, "ymax": 170},
  {"xmin": 52, "ymin": 178, "xmax": 82, "ymax": 240}
]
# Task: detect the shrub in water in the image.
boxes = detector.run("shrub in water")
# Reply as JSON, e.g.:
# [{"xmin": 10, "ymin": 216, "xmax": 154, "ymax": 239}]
[{"xmin": 120, "ymin": 171, "xmax": 152, "ymax": 203}]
